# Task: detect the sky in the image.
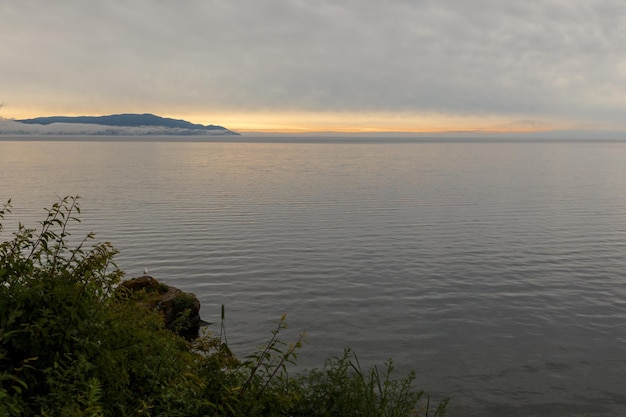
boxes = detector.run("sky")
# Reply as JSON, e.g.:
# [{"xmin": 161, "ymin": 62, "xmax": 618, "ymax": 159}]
[{"xmin": 2, "ymin": 0, "xmax": 626, "ymax": 134}]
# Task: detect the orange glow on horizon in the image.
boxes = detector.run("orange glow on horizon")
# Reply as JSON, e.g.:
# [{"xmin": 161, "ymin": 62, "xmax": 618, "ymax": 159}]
[
  {"xmin": 182, "ymin": 111, "xmax": 566, "ymax": 135},
  {"xmin": 3, "ymin": 106, "xmax": 571, "ymax": 135}
]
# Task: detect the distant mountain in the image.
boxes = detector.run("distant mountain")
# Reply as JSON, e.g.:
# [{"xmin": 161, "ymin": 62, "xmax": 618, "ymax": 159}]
[{"xmin": 14, "ymin": 113, "xmax": 239, "ymax": 136}]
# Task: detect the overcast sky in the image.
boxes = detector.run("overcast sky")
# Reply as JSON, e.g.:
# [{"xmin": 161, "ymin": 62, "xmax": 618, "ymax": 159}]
[{"xmin": 2, "ymin": 0, "xmax": 626, "ymax": 133}]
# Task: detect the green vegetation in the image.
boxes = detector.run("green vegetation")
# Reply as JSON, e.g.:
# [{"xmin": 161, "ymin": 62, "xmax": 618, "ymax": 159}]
[{"xmin": 0, "ymin": 196, "xmax": 447, "ymax": 417}]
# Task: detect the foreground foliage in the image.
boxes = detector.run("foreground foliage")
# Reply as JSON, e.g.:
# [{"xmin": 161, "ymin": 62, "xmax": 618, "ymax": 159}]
[{"xmin": 0, "ymin": 197, "xmax": 446, "ymax": 417}]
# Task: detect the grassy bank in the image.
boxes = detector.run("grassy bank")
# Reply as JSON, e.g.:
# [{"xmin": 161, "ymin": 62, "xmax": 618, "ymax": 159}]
[{"xmin": 0, "ymin": 196, "xmax": 447, "ymax": 417}]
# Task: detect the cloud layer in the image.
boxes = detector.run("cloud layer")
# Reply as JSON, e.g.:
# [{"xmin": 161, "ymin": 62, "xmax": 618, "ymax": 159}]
[{"xmin": 2, "ymin": 1, "xmax": 626, "ymax": 131}]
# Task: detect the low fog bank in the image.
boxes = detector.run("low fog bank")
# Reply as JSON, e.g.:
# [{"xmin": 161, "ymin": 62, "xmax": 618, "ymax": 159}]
[{"xmin": 0, "ymin": 118, "xmax": 235, "ymax": 136}]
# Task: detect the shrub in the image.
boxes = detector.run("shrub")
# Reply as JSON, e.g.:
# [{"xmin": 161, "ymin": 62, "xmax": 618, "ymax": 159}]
[{"xmin": 0, "ymin": 197, "xmax": 205, "ymax": 416}]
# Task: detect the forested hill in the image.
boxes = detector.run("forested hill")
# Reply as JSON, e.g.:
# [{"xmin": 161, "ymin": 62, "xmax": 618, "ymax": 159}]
[{"xmin": 16, "ymin": 113, "xmax": 239, "ymax": 135}]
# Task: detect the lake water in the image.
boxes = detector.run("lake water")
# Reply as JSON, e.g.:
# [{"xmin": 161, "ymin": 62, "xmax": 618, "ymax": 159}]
[{"xmin": 2, "ymin": 137, "xmax": 626, "ymax": 417}]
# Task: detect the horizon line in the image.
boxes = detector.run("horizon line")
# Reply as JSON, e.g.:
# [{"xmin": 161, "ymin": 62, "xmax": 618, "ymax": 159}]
[{"xmin": 3, "ymin": 112, "xmax": 626, "ymax": 138}]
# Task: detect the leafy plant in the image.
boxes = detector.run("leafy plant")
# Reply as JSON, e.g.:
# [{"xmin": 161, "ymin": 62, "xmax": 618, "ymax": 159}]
[{"xmin": 0, "ymin": 197, "xmax": 202, "ymax": 416}]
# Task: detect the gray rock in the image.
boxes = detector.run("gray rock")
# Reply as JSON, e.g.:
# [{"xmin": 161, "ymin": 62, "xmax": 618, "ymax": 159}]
[{"xmin": 118, "ymin": 276, "xmax": 209, "ymax": 339}]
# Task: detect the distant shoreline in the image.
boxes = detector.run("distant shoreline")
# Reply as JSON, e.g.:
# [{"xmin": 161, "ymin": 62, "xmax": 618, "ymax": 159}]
[
  {"xmin": 0, "ymin": 113, "xmax": 240, "ymax": 136},
  {"xmin": 2, "ymin": 134, "xmax": 626, "ymax": 144}
]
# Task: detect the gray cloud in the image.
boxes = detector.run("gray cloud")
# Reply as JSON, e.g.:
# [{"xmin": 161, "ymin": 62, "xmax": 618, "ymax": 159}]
[{"xmin": 2, "ymin": 0, "xmax": 626, "ymax": 126}]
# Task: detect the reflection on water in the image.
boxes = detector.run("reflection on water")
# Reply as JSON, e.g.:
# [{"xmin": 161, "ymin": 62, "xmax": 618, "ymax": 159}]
[{"xmin": 2, "ymin": 138, "xmax": 626, "ymax": 416}]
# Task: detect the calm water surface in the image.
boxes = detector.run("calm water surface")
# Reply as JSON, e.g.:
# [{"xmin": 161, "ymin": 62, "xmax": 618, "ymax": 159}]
[{"xmin": 2, "ymin": 137, "xmax": 626, "ymax": 417}]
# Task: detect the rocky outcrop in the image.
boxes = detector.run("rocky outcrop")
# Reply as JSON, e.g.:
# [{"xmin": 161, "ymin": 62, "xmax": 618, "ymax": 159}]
[{"xmin": 117, "ymin": 276, "xmax": 209, "ymax": 339}]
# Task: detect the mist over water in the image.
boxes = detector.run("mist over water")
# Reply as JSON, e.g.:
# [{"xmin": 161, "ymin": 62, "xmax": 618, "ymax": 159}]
[{"xmin": 2, "ymin": 137, "xmax": 626, "ymax": 416}]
